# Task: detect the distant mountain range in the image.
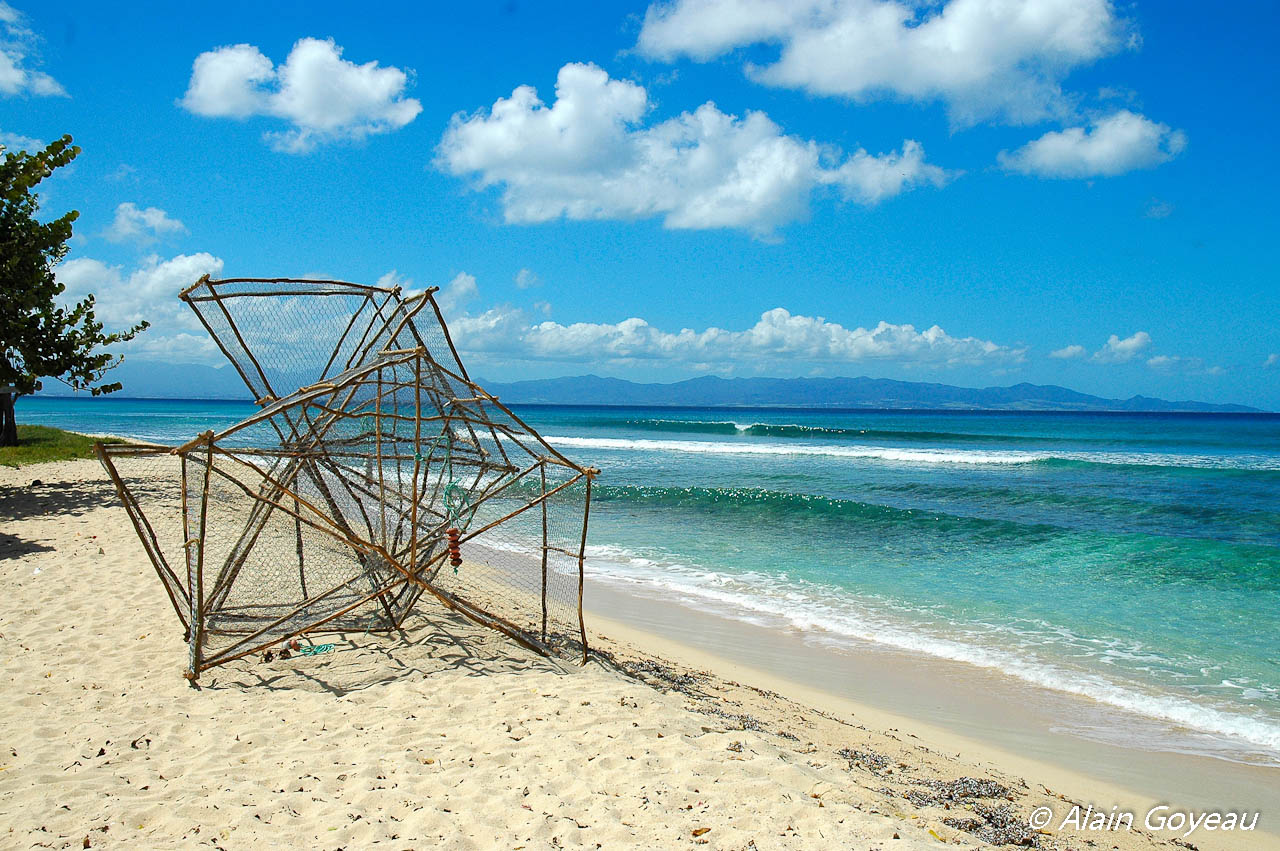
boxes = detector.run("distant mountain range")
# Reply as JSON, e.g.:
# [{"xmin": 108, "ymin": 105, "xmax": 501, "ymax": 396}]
[
  {"xmin": 481, "ymin": 374, "xmax": 1262, "ymax": 413},
  {"xmin": 36, "ymin": 362, "xmax": 1262, "ymax": 412}
]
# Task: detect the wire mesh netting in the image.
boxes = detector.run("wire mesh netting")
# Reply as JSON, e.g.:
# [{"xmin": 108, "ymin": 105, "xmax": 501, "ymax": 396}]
[{"xmin": 97, "ymin": 277, "xmax": 597, "ymax": 679}]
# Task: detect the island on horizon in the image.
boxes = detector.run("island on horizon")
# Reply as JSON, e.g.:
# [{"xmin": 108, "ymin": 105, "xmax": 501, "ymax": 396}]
[{"xmin": 33, "ymin": 361, "xmax": 1267, "ymax": 413}]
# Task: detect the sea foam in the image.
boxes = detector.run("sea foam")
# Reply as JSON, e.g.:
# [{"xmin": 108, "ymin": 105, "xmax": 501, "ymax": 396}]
[
  {"xmin": 550, "ymin": 435, "xmax": 1040, "ymax": 465},
  {"xmin": 548, "ymin": 435, "xmax": 1280, "ymax": 471},
  {"xmin": 580, "ymin": 542, "xmax": 1280, "ymax": 764}
]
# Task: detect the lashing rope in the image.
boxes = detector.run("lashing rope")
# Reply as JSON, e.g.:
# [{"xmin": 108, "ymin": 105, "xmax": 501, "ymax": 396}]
[
  {"xmin": 380, "ymin": 415, "xmax": 472, "ymax": 575},
  {"xmin": 431, "ymin": 429, "xmax": 470, "ymax": 574}
]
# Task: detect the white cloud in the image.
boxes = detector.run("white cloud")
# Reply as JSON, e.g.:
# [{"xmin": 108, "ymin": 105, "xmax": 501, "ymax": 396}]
[
  {"xmin": 436, "ymin": 62, "xmax": 949, "ymax": 238},
  {"xmin": 0, "ymin": 2, "xmax": 65, "ymax": 97},
  {"xmin": 1263, "ymin": 354, "xmax": 1278, "ymax": 369},
  {"xmin": 181, "ymin": 37, "xmax": 422, "ymax": 153},
  {"xmin": 57, "ymin": 253, "xmax": 226, "ymax": 362},
  {"xmin": 434, "ymin": 272, "xmax": 479, "ymax": 317},
  {"xmin": 636, "ymin": 0, "xmax": 1132, "ymax": 126},
  {"xmin": 1146, "ymin": 355, "xmax": 1223, "ymax": 376},
  {"xmin": 375, "ymin": 269, "xmax": 414, "ymax": 292},
  {"xmin": 514, "ymin": 268, "xmax": 540, "ymax": 289},
  {"xmin": 999, "ymin": 110, "xmax": 1186, "ymax": 178},
  {"xmin": 106, "ymin": 163, "xmax": 138, "ymax": 183},
  {"xmin": 0, "ymin": 128, "xmax": 41, "ymax": 152},
  {"xmin": 442, "ymin": 275, "xmax": 1023, "ymax": 369},
  {"xmin": 518, "ymin": 310, "xmax": 1022, "ymax": 365},
  {"xmin": 104, "ymin": 202, "xmax": 187, "ymax": 244},
  {"xmin": 1143, "ymin": 198, "xmax": 1174, "ymax": 219},
  {"xmin": 1092, "ymin": 330, "xmax": 1151, "ymax": 363},
  {"xmin": 1065, "ymin": 333, "xmax": 1215, "ymax": 371}
]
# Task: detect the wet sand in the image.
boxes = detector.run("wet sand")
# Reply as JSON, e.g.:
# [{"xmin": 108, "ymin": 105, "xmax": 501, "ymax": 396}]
[{"xmin": 582, "ymin": 576, "xmax": 1280, "ymax": 818}]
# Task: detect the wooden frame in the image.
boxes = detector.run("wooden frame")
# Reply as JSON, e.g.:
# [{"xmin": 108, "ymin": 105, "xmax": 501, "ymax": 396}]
[{"xmin": 96, "ymin": 277, "xmax": 598, "ymax": 680}]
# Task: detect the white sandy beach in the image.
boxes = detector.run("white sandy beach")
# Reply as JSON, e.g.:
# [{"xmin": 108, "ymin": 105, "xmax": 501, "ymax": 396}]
[{"xmin": 1, "ymin": 459, "xmax": 1271, "ymax": 850}]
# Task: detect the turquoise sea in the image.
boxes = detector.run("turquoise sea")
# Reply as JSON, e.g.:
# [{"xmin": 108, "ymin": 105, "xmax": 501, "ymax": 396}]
[{"xmin": 20, "ymin": 396, "xmax": 1280, "ymax": 765}]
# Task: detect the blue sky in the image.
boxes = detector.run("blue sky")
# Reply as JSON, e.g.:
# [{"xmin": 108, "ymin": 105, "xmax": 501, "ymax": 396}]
[{"xmin": 3, "ymin": 0, "xmax": 1277, "ymax": 407}]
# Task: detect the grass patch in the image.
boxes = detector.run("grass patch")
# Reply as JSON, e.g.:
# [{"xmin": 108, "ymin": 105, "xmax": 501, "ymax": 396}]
[{"xmin": 0, "ymin": 425, "xmax": 128, "ymax": 468}]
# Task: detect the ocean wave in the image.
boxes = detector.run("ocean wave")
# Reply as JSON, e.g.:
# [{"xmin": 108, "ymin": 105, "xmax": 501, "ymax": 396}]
[
  {"xmin": 549, "ymin": 435, "xmax": 1042, "ymax": 465},
  {"xmin": 545, "ymin": 483, "xmax": 1280, "ymax": 577},
  {"xmin": 588, "ymin": 483, "xmax": 1061, "ymax": 542},
  {"xmin": 548, "ymin": 434, "xmax": 1280, "ymax": 471},
  {"xmin": 582, "ymin": 543, "xmax": 1280, "ymax": 762},
  {"xmin": 601, "ymin": 417, "xmax": 1065, "ymax": 444},
  {"xmin": 859, "ymin": 481, "xmax": 1280, "ymax": 546},
  {"xmin": 1038, "ymin": 457, "xmax": 1280, "ymax": 474},
  {"xmin": 575, "ymin": 416, "xmax": 1279, "ymax": 451}
]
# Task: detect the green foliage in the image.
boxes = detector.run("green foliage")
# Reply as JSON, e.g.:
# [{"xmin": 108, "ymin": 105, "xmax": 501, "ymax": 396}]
[
  {"xmin": 0, "ymin": 134, "xmax": 149, "ymax": 445},
  {"xmin": 1, "ymin": 134, "xmax": 149, "ymax": 395},
  {"xmin": 0, "ymin": 425, "xmax": 127, "ymax": 467}
]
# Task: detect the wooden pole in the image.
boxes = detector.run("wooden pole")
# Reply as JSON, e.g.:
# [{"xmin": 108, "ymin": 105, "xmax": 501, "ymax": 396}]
[
  {"xmin": 540, "ymin": 461, "xmax": 549, "ymax": 644},
  {"xmin": 578, "ymin": 473, "xmax": 595, "ymax": 664},
  {"xmin": 95, "ymin": 445, "xmax": 190, "ymax": 630}
]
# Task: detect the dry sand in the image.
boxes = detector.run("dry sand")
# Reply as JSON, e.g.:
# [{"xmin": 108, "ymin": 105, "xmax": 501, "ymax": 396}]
[{"xmin": 1, "ymin": 459, "xmax": 1269, "ymax": 850}]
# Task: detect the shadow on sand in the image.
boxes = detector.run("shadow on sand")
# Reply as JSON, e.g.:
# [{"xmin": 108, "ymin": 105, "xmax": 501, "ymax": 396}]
[
  {"xmin": 0, "ymin": 531, "xmax": 54, "ymax": 561},
  {"xmin": 0, "ymin": 475, "xmax": 119, "ymax": 524},
  {"xmin": 0, "ymin": 474, "xmax": 120, "ymax": 560},
  {"xmin": 203, "ymin": 605, "xmax": 573, "ymax": 697}
]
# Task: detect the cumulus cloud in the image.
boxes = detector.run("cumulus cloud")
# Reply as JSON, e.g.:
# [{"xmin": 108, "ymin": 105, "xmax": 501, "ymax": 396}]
[
  {"xmin": 1263, "ymin": 353, "xmax": 1278, "ymax": 369},
  {"xmin": 437, "ymin": 275, "xmax": 1022, "ymax": 369},
  {"xmin": 1092, "ymin": 330, "xmax": 1151, "ymax": 363},
  {"xmin": 1061, "ymin": 332, "xmax": 1211, "ymax": 370},
  {"xmin": 181, "ymin": 37, "xmax": 422, "ymax": 153},
  {"xmin": 104, "ymin": 202, "xmax": 187, "ymax": 244},
  {"xmin": 57, "ymin": 253, "xmax": 226, "ymax": 362},
  {"xmin": 434, "ymin": 272, "xmax": 479, "ymax": 317},
  {"xmin": 1146, "ymin": 355, "xmax": 1223, "ymax": 376},
  {"xmin": 436, "ymin": 62, "xmax": 949, "ymax": 238},
  {"xmin": 106, "ymin": 163, "xmax": 138, "ymax": 183},
  {"xmin": 375, "ymin": 269, "xmax": 423, "ymax": 294},
  {"xmin": 520, "ymin": 310, "xmax": 1021, "ymax": 365},
  {"xmin": 0, "ymin": 128, "xmax": 41, "ymax": 152},
  {"xmin": 636, "ymin": 0, "xmax": 1131, "ymax": 126},
  {"xmin": 514, "ymin": 268, "xmax": 540, "ymax": 289},
  {"xmin": 999, "ymin": 110, "xmax": 1186, "ymax": 178},
  {"xmin": 0, "ymin": 2, "xmax": 65, "ymax": 97}
]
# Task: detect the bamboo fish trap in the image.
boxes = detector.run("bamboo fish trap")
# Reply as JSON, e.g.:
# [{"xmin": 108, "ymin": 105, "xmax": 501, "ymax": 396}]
[{"xmin": 96, "ymin": 276, "xmax": 598, "ymax": 680}]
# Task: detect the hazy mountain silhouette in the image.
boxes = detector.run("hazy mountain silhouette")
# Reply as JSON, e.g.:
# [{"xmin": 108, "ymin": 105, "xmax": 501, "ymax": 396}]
[{"xmin": 36, "ymin": 363, "xmax": 1262, "ymax": 412}]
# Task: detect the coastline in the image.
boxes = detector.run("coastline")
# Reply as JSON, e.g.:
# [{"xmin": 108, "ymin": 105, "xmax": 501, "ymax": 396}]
[
  {"xmin": 584, "ymin": 603, "xmax": 1280, "ymax": 836},
  {"xmin": 581, "ymin": 575, "xmax": 1280, "ymax": 815},
  {"xmin": 1, "ymin": 457, "xmax": 1274, "ymax": 849}
]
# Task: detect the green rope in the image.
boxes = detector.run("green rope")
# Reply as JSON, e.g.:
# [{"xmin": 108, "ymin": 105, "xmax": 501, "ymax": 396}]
[
  {"xmin": 413, "ymin": 428, "xmax": 470, "ymax": 574},
  {"xmin": 443, "ymin": 480, "xmax": 470, "ymax": 526},
  {"xmin": 369, "ymin": 413, "xmax": 470, "ymax": 575}
]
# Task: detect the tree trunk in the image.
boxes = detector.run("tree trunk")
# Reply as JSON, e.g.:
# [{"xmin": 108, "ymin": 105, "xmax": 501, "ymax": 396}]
[{"xmin": 0, "ymin": 392, "xmax": 17, "ymax": 447}]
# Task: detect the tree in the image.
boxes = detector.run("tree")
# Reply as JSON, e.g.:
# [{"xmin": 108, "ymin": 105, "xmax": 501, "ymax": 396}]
[{"xmin": 0, "ymin": 135, "xmax": 148, "ymax": 446}]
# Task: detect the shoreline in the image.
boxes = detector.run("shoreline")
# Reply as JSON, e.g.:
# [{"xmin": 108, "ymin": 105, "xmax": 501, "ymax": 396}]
[
  {"xmin": 2, "ymin": 457, "xmax": 1275, "ymax": 849},
  {"xmin": 581, "ymin": 574, "xmax": 1280, "ymax": 814},
  {"xmin": 584, "ymin": 600, "xmax": 1280, "ymax": 822}
]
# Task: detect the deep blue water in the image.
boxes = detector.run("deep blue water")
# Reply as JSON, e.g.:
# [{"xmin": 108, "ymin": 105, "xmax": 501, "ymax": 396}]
[{"xmin": 20, "ymin": 396, "xmax": 1280, "ymax": 763}]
